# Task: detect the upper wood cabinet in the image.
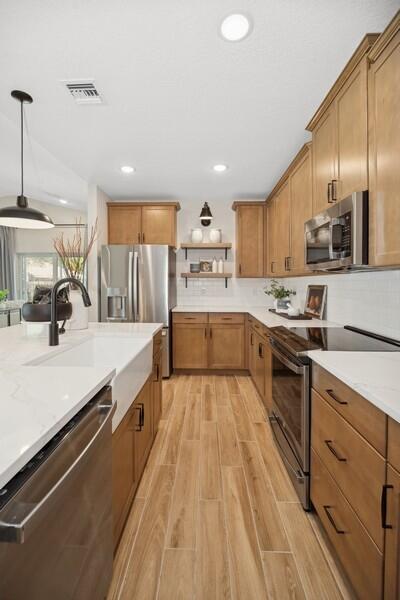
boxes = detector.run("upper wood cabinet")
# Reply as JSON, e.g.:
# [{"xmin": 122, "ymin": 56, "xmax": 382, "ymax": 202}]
[
  {"xmin": 232, "ymin": 202, "xmax": 264, "ymax": 278},
  {"xmin": 265, "ymin": 199, "xmax": 276, "ymax": 276},
  {"xmin": 289, "ymin": 147, "xmax": 313, "ymax": 275},
  {"xmin": 274, "ymin": 181, "xmax": 291, "ymax": 275},
  {"xmin": 306, "ymin": 35, "xmax": 378, "ymax": 215},
  {"xmin": 108, "ymin": 202, "xmax": 180, "ymax": 246},
  {"xmin": 368, "ymin": 13, "xmax": 400, "ymax": 267}
]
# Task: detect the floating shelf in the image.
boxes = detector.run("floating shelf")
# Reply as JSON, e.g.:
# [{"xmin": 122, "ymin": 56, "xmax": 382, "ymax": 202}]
[
  {"xmin": 180, "ymin": 272, "xmax": 232, "ymax": 288},
  {"xmin": 180, "ymin": 242, "xmax": 232, "ymax": 259}
]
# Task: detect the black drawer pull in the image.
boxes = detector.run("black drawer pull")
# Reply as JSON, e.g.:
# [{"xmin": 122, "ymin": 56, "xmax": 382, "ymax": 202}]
[
  {"xmin": 323, "ymin": 505, "xmax": 346, "ymax": 534},
  {"xmin": 325, "ymin": 388, "xmax": 348, "ymax": 405},
  {"xmin": 324, "ymin": 440, "xmax": 347, "ymax": 462},
  {"xmin": 381, "ymin": 484, "xmax": 394, "ymax": 529},
  {"xmin": 134, "ymin": 404, "xmax": 143, "ymax": 431}
]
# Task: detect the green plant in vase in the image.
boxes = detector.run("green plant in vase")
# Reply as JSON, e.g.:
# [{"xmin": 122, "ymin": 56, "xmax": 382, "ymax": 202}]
[
  {"xmin": 264, "ymin": 280, "xmax": 296, "ymax": 312},
  {"xmin": 0, "ymin": 289, "xmax": 9, "ymax": 304}
]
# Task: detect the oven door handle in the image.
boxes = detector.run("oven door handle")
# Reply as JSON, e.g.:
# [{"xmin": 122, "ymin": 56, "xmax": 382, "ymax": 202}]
[
  {"xmin": 269, "ymin": 415, "xmax": 304, "ymax": 482},
  {"xmin": 269, "ymin": 342, "xmax": 305, "ymax": 375}
]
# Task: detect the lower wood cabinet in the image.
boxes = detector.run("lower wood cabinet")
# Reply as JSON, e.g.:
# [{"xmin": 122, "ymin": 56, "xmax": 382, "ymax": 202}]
[
  {"xmin": 153, "ymin": 348, "xmax": 162, "ymax": 432},
  {"xmin": 134, "ymin": 377, "xmax": 153, "ymax": 478},
  {"xmin": 173, "ymin": 323, "xmax": 208, "ymax": 369},
  {"xmin": 384, "ymin": 465, "xmax": 400, "ymax": 599},
  {"xmin": 208, "ymin": 323, "xmax": 245, "ymax": 369},
  {"xmin": 248, "ymin": 319, "xmax": 272, "ymax": 413}
]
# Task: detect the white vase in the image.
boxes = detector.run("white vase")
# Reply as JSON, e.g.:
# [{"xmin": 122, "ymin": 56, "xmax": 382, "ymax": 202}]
[
  {"xmin": 191, "ymin": 228, "xmax": 203, "ymax": 243},
  {"xmin": 274, "ymin": 297, "xmax": 290, "ymax": 313},
  {"xmin": 209, "ymin": 228, "xmax": 222, "ymax": 243},
  {"xmin": 67, "ymin": 289, "xmax": 89, "ymax": 330}
]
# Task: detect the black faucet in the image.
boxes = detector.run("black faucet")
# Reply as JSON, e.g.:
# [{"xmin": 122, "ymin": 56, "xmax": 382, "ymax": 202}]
[{"xmin": 49, "ymin": 277, "xmax": 91, "ymax": 346}]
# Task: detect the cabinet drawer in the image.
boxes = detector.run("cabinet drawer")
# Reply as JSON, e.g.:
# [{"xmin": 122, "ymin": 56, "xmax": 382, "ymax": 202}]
[
  {"xmin": 312, "ymin": 364, "xmax": 386, "ymax": 455},
  {"xmin": 209, "ymin": 313, "xmax": 244, "ymax": 324},
  {"xmin": 173, "ymin": 312, "xmax": 208, "ymax": 324},
  {"xmin": 388, "ymin": 417, "xmax": 400, "ymax": 473},
  {"xmin": 312, "ymin": 389, "xmax": 385, "ymax": 550},
  {"xmin": 311, "ymin": 449, "xmax": 383, "ymax": 600}
]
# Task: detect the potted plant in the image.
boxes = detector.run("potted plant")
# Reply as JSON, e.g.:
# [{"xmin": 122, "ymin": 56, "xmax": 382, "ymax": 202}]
[
  {"xmin": 0, "ymin": 289, "xmax": 9, "ymax": 306},
  {"xmin": 264, "ymin": 280, "xmax": 296, "ymax": 313}
]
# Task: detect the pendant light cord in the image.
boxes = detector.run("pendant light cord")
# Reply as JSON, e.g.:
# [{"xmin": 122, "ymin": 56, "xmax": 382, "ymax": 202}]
[{"xmin": 20, "ymin": 99, "xmax": 24, "ymax": 197}]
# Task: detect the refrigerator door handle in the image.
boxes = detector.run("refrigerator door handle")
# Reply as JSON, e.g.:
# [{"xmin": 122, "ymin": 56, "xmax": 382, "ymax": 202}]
[
  {"xmin": 132, "ymin": 251, "xmax": 140, "ymax": 322},
  {"xmin": 128, "ymin": 251, "xmax": 134, "ymax": 322}
]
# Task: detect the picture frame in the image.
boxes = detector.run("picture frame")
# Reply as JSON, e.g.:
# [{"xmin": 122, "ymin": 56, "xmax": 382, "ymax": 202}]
[
  {"xmin": 199, "ymin": 259, "xmax": 213, "ymax": 273},
  {"xmin": 304, "ymin": 285, "xmax": 327, "ymax": 319}
]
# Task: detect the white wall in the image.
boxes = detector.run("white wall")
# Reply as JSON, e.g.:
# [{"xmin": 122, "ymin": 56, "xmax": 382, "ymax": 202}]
[{"xmin": 87, "ymin": 185, "xmax": 110, "ymax": 320}]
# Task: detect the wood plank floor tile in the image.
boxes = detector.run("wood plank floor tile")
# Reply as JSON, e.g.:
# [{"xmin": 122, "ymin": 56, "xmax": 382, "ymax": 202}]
[
  {"xmin": 253, "ymin": 422, "xmax": 298, "ymax": 502},
  {"xmin": 203, "ymin": 374, "xmax": 215, "ymax": 386},
  {"xmin": 226, "ymin": 376, "xmax": 240, "ymax": 395},
  {"xmin": 158, "ymin": 549, "xmax": 195, "ymax": 600},
  {"xmin": 262, "ymin": 552, "xmax": 306, "ymax": 600},
  {"xmin": 222, "ymin": 466, "xmax": 268, "ymax": 599},
  {"xmin": 176, "ymin": 375, "xmax": 191, "ymax": 404},
  {"xmin": 162, "ymin": 381, "xmax": 175, "ymax": 419},
  {"xmin": 217, "ymin": 405, "xmax": 242, "ymax": 467},
  {"xmin": 166, "ymin": 440, "xmax": 200, "ymax": 548},
  {"xmin": 119, "ymin": 465, "xmax": 175, "ymax": 600},
  {"xmin": 230, "ymin": 394, "xmax": 255, "ymax": 441},
  {"xmin": 215, "ymin": 376, "xmax": 230, "ymax": 406},
  {"xmin": 240, "ymin": 441, "xmax": 290, "ymax": 551},
  {"xmin": 202, "ymin": 382, "xmax": 218, "ymax": 421},
  {"xmin": 159, "ymin": 402, "xmax": 187, "ymax": 465},
  {"xmin": 107, "ymin": 497, "xmax": 146, "ymax": 600},
  {"xmin": 278, "ymin": 502, "xmax": 343, "ymax": 600},
  {"xmin": 196, "ymin": 500, "xmax": 232, "ymax": 600},
  {"xmin": 236, "ymin": 377, "xmax": 266, "ymax": 422},
  {"xmin": 136, "ymin": 420, "xmax": 167, "ymax": 498},
  {"xmin": 183, "ymin": 393, "xmax": 201, "ymax": 440},
  {"xmin": 189, "ymin": 375, "xmax": 202, "ymax": 394},
  {"xmin": 200, "ymin": 422, "xmax": 222, "ymax": 500}
]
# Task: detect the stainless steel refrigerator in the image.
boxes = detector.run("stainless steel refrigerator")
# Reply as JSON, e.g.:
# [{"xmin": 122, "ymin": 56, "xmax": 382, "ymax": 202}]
[{"xmin": 100, "ymin": 245, "xmax": 176, "ymax": 377}]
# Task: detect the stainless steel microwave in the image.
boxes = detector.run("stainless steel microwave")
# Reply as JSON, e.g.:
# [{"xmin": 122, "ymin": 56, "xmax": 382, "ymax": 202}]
[{"xmin": 304, "ymin": 191, "xmax": 368, "ymax": 271}]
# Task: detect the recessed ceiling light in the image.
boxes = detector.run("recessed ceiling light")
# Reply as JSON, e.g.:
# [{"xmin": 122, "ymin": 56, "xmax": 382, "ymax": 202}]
[
  {"xmin": 220, "ymin": 14, "xmax": 251, "ymax": 42},
  {"xmin": 213, "ymin": 164, "xmax": 228, "ymax": 172},
  {"xmin": 59, "ymin": 199, "xmax": 68, "ymax": 204},
  {"xmin": 121, "ymin": 165, "xmax": 135, "ymax": 174}
]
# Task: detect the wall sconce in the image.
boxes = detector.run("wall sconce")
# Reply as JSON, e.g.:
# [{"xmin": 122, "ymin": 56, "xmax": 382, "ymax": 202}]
[{"xmin": 199, "ymin": 202, "xmax": 213, "ymax": 227}]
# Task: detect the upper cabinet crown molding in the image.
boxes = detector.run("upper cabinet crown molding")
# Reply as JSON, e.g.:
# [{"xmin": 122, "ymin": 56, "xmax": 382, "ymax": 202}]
[
  {"xmin": 107, "ymin": 201, "xmax": 181, "ymax": 210},
  {"xmin": 265, "ymin": 142, "xmax": 311, "ymax": 204},
  {"xmin": 368, "ymin": 10, "xmax": 400, "ymax": 62},
  {"xmin": 306, "ymin": 34, "xmax": 379, "ymax": 132},
  {"xmin": 231, "ymin": 200, "xmax": 265, "ymax": 210}
]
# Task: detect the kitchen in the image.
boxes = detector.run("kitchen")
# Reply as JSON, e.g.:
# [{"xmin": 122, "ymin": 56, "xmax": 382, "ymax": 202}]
[{"xmin": 0, "ymin": 2, "xmax": 399, "ymax": 599}]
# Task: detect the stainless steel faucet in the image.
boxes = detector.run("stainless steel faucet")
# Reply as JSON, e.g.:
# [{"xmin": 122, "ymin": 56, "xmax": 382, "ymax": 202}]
[{"xmin": 49, "ymin": 278, "xmax": 91, "ymax": 346}]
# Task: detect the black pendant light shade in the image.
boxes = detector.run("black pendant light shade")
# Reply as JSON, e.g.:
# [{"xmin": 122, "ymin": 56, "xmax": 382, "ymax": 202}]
[
  {"xmin": 199, "ymin": 202, "xmax": 213, "ymax": 227},
  {"xmin": 0, "ymin": 90, "xmax": 54, "ymax": 229}
]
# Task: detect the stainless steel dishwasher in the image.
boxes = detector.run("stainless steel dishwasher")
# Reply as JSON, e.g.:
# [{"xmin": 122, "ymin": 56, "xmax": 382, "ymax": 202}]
[{"xmin": 0, "ymin": 385, "xmax": 115, "ymax": 600}]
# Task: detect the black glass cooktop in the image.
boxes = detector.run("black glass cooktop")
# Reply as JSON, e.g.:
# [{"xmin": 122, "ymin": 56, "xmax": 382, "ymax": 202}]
[{"xmin": 269, "ymin": 325, "xmax": 400, "ymax": 356}]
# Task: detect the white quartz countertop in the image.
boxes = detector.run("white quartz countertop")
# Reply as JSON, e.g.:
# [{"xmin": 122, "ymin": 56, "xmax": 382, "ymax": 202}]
[
  {"xmin": 0, "ymin": 321, "xmax": 163, "ymax": 489},
  {"xmin": 309, "ymin": 350, "xmax": 400, "ymax": 424}
]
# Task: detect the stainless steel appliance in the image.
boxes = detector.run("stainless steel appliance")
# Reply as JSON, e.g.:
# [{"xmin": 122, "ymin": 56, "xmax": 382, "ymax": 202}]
[
  {"xmin": 305, "ymin": 191, "xmax": 368, "ymax": 271},
  {"xmin": 0, "ymin": 386, "xmax": 115, "ymax": 600},
  {"xmin": 268, "ymin": 325, "xmax": 400, "ymax": 510},
  {"xmin": 100, "ymin": 245, "xmax": 176, "ymax": 377}
]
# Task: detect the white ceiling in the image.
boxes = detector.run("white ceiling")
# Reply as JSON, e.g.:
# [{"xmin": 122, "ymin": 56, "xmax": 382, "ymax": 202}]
[{"xmin": 0, "ymin": 0, "xmax": 398, "ymax": 207}]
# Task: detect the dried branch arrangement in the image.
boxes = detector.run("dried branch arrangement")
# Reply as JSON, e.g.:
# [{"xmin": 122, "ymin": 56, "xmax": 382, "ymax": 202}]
[{"xmin": 53, "ymin": 218, "xmax": 98, "ymax": 283}]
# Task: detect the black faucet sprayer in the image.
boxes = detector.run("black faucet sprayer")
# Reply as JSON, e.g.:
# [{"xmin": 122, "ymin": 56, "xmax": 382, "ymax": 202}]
[{"xmin": 49, "ymin": 278, "xmax": 91, "ymax": 346}]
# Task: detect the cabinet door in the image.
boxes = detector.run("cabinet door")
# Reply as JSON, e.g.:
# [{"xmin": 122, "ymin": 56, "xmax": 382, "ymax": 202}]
[
  {"xmin": 108, "ymin": 205, "xmax": 142, "ymax": 244},
  {"xmin": 385, "ymin": 464, "xmax": 400, "ymax": 599},
  {"xmin": 263, "ymin": 338, "xmax": 272, "ymax": 413},
  {"xmin": 236, "ymin": 205, "xmax": 264, "ymax": 277},
  {"xmin": 274, "ymin": 180, "xmax": 291, "ymax": 275},
  {"xmin": 134, "ymin": 379, "xmax": 153, "ymax": 480},
  {"xmin": 173, "ymin": 323, "xmax": 208, "ymax": 369},
  {"xmin": 253, "ymin": 333, "xmax": 265, "ymax": 399},
  {"xmin": 369, "ymin": 29, "xmax": 400, "ymax": 266},
  {"xmin": 266, "ymin": 199, "xmax": 276, "ymax": 276},
  {"xmin": 289, "ymin": 151, "xmax": 312, "ymax": 275},
  {"xmin": 208, "ymin": 324, "xmax": 245, "ymax": 369},
  {"xmin": 152, "ymin": 349, "xmax": 162, "ymax": 433},
  {"xmin": 312, "ymin": 106, "xmax": 337, "ymax": 215},
  {"xmin": 141, "ymin": 205, "xmax": 176, "ymax": 246},
  {"xmin": 249, "ymin": 327, "xmax": 257, "ymax": 380},
  {"xmin": 112, "ymin": 408, "xmax": 136, "ymax": 545},
  {"xmin": 335, "ymin": 59, "xmax": 368, "ymax": 201}
]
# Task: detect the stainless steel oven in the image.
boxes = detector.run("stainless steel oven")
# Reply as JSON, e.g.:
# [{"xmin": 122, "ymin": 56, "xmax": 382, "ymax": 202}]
[
  {"xmin": 305, "ymin": 191, "xmax": 368, "ymax": 271},
  {"xmin": 268, "ymin": 339, "xmax": 310, "ymax": 509}
]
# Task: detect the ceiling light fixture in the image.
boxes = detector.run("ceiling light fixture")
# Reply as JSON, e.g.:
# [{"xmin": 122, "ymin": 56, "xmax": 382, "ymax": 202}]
[
  {"xmin": 213, "ymin": 164, "xmax": 228, "ymax": 172},
  {"xmin": 121, "ymin": 165, "xmax": 135, "ymax": 174},
  {"xmin": 0, "ymin": 91, "xmax": 54, "ymax": 229},
  {"xmin": 199, "ymin": 202, "xmax": 213, "ymax": 227},
  {"xmin": 220, "ymin": 14, "xmax": 251, "ymax": 42},
  {"xmin": 59, "ymin": 199, "xmax": 68, "ymax": 205}
]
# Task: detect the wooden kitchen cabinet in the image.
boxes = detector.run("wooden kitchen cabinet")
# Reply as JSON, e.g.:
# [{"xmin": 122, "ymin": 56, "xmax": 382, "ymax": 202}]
[
  {"xmin": 247, "ymin": 318, "xmax": 272, "ymax": 413},
  {"xmin": 134, "ymin": 378, "xmax": 153, "ymax": 479},
  {"xmin": 265, "ymin": 198, "xmax": 276, "ymax": 276},
  {"xmin": 311, "ymin": 106, "xmax": 337, "ymax": 215},
  {"xmin": 368, "ymin": 14, "xmax": 400, "ymax": 267},
  {"xmin": 384, "ymin": 464, "xmax": 400, "ymax": 599},
  {"xmin": 208, "ymin": 323, "xmax": 245, "ymax": 369},
  {"xmin": 173, "ymin": 322, "xmax": 208, "ymax": 369},
  {"xmin": 107, "ymin": 202, "xmax": 180, "ymax": 246},
  {"xmin": 274, "ymin": 181, "xmax": 291, "ymax": 275},
  {"xmin": 152, "ymin": 348, "xmax": 162, "ymax": 432},
  {"xmin": 232, "ymin": 201, "xmax": 264, "ymax": 278}
]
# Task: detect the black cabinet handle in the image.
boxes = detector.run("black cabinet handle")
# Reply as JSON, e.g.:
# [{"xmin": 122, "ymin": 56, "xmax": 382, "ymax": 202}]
[
  {"xmin": 258, "ymin": 343, "xmax": 264, "ymax": 359},
  {"xmin": 324, "ymin": 439, "xmax": 347, "ymax": 462},
  {"xmin": 142, "ymin": 232, "xmax": 145, "ymax": 243},
  {"xmin": 238, "ymin": 264, "xmax": 242, "ymax": 275},
  {"xmin": 331, "ymin": 179, "xmax": 338, "ymax": 202},
  {"xmin": 210, "ymin": 328, "xmax": 213, "ymax": 339},
  {"xmin": 323, "ymin": 505, "xmax": 345, "ymax": 534},
  {"xmin": 327, "ymin": 182, "xmax": 333, "ymax": 203},
  {"xmin": 381, "ymin": 484, "xmax": 394, "ymax": 529},
  {"xmin": 138, "ymin": 232, "xmax": 141, "ymax": 243},
  {"xmin": 250, "ymin": 332, "xmax": 254, "ymax": 346},
  {"xmin": 270, "ymin": 261, "xmax": 275, "ymax": 274},
  {"xmin": 325, "ymin": 388, "xmax": 348, "ymax": 405},
  {"xmin": 134, "ymin": 404, "xmax": 143, "ymax": 431}
]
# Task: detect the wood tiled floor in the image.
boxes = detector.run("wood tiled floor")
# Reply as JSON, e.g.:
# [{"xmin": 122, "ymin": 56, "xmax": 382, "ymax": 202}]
[{"xmin": 108, "ymin": 375, "xmax": 354, "ymax": 600}]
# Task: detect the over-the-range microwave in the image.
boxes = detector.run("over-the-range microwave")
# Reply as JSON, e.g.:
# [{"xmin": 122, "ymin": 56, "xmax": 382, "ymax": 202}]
[{"xmin": 304, "ymin": 191, "xmax": 368, "ymax": 271}]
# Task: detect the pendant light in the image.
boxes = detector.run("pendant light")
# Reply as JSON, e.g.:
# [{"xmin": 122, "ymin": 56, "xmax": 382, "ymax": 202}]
[
  {"xmin": 0, "ymin": 90, "xmax": 54, "ymax": 229},
  {"xmin": 199, "ymin": 202, "xmax": 213, "ymax": 227}
]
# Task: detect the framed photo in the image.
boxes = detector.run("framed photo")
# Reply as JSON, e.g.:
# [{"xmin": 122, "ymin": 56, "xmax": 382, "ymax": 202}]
[
  {"xmin": 199, "ymin": 259, "xmax": 213, "ymax": 273},
  {"xmin": 304, "ymin": 285, "xmax": 327, "ymax": 319}
]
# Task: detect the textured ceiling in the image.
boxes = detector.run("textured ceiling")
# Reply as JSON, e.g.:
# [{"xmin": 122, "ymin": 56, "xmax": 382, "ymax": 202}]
[{"xmin": 0, "ymin": 0, "xmax": 398, "ymax": 207}]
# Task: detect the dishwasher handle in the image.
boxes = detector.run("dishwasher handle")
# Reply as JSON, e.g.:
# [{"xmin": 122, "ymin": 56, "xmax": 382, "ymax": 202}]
[{"xmin": 0, "ymin": 390, "xmax": 115, "ymax": 544}]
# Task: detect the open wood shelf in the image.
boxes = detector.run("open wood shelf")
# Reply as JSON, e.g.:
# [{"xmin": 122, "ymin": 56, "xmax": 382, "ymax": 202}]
[
  {"xmin": 180, "ymin": 242, "xmax": 232, "ymax": 259},
  {"xmin": 180, "ymin": 272, "xmax": 232, "ymax": 288}
]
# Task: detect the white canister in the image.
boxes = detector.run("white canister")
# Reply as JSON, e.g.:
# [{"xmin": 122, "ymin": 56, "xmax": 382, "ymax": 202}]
[
  {"xmin": 67, "ymin": 288, "xmax": 89, "ymax": 330},
  {"xmin": 209, "ymin": 228, "xmax": 222, "ymax": 243},
  {"xmin": 218, "ymin": 258, "xmax": 224, "ymax": 273},
  {"xmin": 191, "ymin": 228, "xmax": 203, "ymax": 243}
]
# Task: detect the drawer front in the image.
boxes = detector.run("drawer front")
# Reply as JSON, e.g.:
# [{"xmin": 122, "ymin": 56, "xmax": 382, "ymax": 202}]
[
  {"xmin": 312, "ymin": 389, "xmax": 385, "ymax": 550},
  {"xmin": 313, "ymin": 364, "xmax": 386, "ymax": 455},
  {"xmin": 311, "ymin": 449, "xmax": 383, "ymax": 600},
  {"xmin": 173, "ymin": 312, "xmax": 208, "ymax": 324},
  {"xmin": 153, "ymin": 330, "xmax": 162, "ymax": 356},
  {"xmin": 388, "ymin": 417, "xmax": 400, "ymax": 473},
  {"xmin": 209, "ymin": 312, "xmax": 244, "ymax": 324}
]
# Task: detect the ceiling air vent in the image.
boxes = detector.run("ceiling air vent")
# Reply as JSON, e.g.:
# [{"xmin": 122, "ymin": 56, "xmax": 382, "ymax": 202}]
[{"xmin": 63, "ymin": 80, "xmax": 103, "ymax": 105}]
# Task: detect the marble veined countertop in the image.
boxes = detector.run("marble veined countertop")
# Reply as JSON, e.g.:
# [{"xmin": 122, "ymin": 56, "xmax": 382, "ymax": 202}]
[{"xmin": 0, "ymin": 321, "xmax": 162, "ymax": 489}]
